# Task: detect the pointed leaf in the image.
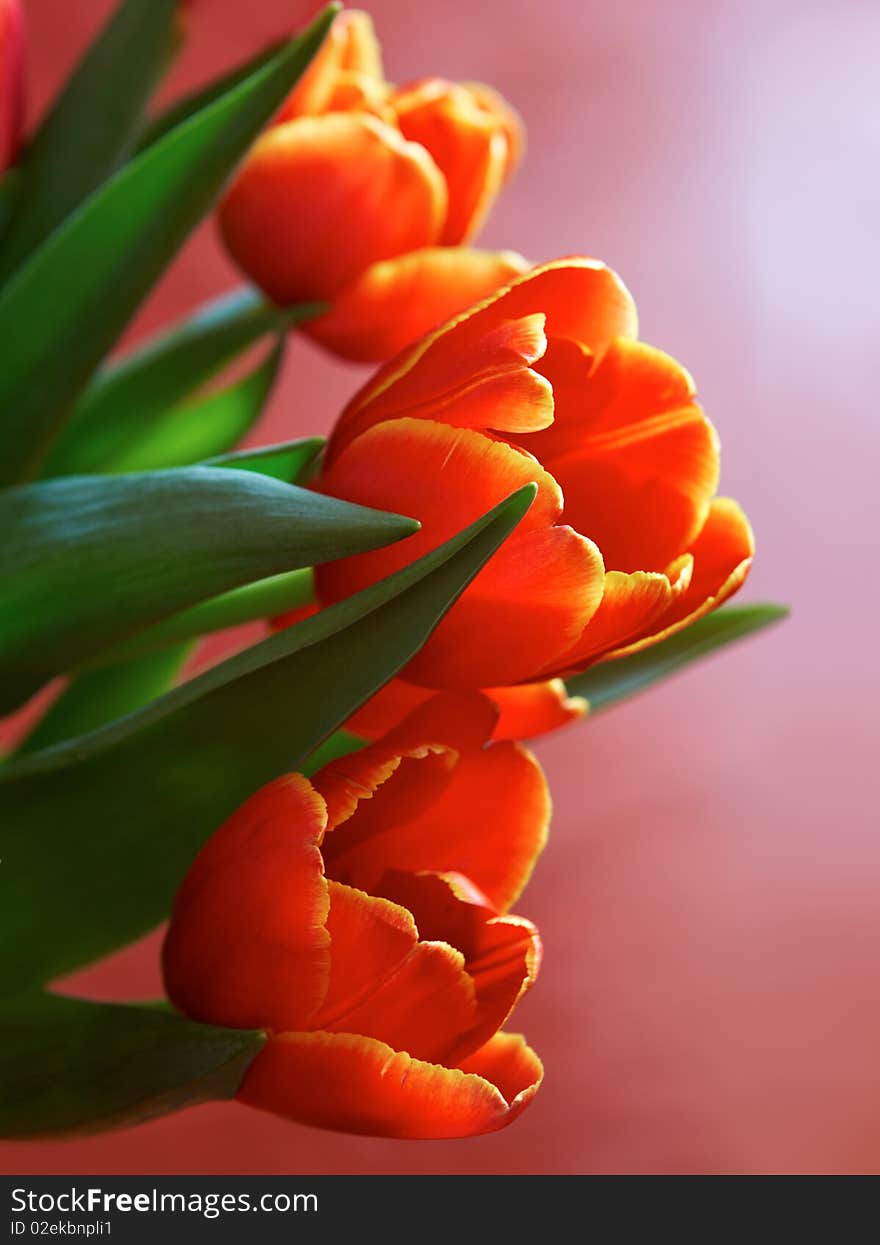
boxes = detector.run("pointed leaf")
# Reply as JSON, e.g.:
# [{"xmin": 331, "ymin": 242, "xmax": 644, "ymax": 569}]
[
  {"xmin": 0, "ymin": 5, "xmax": 338, "ymax": 485},
  {"xmin": 208, "ymin": 437, "xmax": 325, "ymax": 483},
  {"xmin": 0, "ymin": 466, "xmax": 417, "ymax": 712},
  {"xmin": 138, "ymin": 39, "xmax": 287, "ymax": 152},
  {"xmin": 0, "ymin": 0, "xmax": 182, "ymax": 280},
  {"xmin": 566, "ymin": 604, "xmax": 790, "ymax": 712},
  {"xmin": 16, "ymin": 645, "xmax": 193, "ymax": 757},
  {"xmin": 0, "ymin": 993, "xmax": 264, "ymax": 1139},
  {"xmin": 92, "ymin": 339, "xmax": 286, "ymax": 474},
  {"xmin": 42, "ymin": 290, "xmax": 320, "ymax": 478},
  {"xmin": 103, "ymin": 570, "xmax": 313, "ymax": 665},
  {"xmin": 0, "ymin": 485, "xmax": 536, "ymax": 991}
]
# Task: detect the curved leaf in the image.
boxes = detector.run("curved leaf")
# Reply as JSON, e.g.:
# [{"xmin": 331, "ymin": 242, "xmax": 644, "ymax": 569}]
[
  {"xmin": 0, "ymin": 485, "xmax": 536, "ymax": 992},
  {"xmin": 15, "ymin": 645, "xmax": 193, "ymax": 757},
  {"xmin": 0, "ymin": 992, "xmax": 263, "ymax": 1139},
  {"xmin": 566, "ymin": 604, "xmax": 789, "ymax": 712},
  {"xmin": 94, "ymin": 339, "xmax": 286, "ymax": 475},
  {"xmin": 138, "ymin": 39, "xmax": 287, "ymax": 152},
  {"xmin": 42, "ymin": 290, "xmax": 319, "ymax": 478},
  {"xmin": 0, "ymin": 5, "xmax": 338, "ymax": 484},
  {"xmin": 0, "ymin": 466, "xmax": 416, "ymax": 712},
  {"xmin": 103, "ymin": 570, "xmax": 314, "ymax": 665},
  {"xmin": 208, "ymin": 437, "xmax": 325, "ymax": 483},
  {"xmin": 0, "ymin": 0, "xmax": 182, "ymax": 281}
]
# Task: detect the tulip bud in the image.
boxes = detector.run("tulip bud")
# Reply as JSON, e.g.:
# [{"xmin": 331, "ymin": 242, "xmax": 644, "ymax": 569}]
[
  {"xmin": 163, "ymin": 694, "xmax": 547, "ymax": 1138},
  {"xmin": 218, "ymin": 9, "xmax": 525, "ymax": 360}
]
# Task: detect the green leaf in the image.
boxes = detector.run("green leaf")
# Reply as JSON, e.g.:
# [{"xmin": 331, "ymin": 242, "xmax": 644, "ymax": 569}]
[
  {"xmin": 0, "ymin": 466, "xmax": 417, "ymax": 713},
  {"xmin": 208, "ymin": 437, "xmax": 325, "ymax": 483},
  {"xmin": 0, "ymin": 5, "xmax": 339, "ymax": 485},
  {"xmin": 0, "ymin": 0, "xmax": 183, "ymax": 282},
  {"xmin": 303, "ymin": 729, "xmax": 366, "ymax": 776},
  {"xmin": 0, "ymin": 992, "xmax": 264, "ymax": 1139},
  {"xmin": 42, "ymin": 290, "xmax": 321, "ymax": 478},
  {"xmin": 89, "ymin": 338, "xmax": 285, "ymax": 475},
  {"xmin": 103, "ymin": 570, "xmax": 314, "ymax": 665},
  {"xmin": 0, "ymin": 169, "xmax": 21, "ymax": 239},
  {"xmin": 15, "ymin": 645, "xmax": 193, "ymax": 757},
  {"xmin": 138, "ymin": 40, "xmax": 287, "ymax": 152},
  {"xmin": 0, "ymin": 485, "xmax": 535, "ymax": 992},
  {"xmin": 566, "ymin": 604, "xmax": 789, "ymax": 713}
]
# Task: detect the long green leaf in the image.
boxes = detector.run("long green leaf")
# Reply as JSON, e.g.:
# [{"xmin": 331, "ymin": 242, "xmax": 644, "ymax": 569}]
[
  {"xmin": 93, "ymin": 339, "xmax": 285, "ymax": 475},
  {"xmin": 0, "ymin": 466, "xmax": 416, "ymax": 712},
  {"xmin": 103, "ymin": 570, "xmax": 314, "ymax": 665},
  {"xmin": 0, "ymin": 486, "xmax": 535, "ymax": 992},
  {"xmin": 0, "ymin": 0, "xmax": 182, "ymax": 281},
  {"xmin": 0, "ymin": 5, "xmax": 338, "ymax": 485},
  {"xmin": 566, "ymin": 604, "xmax": 789, "ymax": 712},
  {"xmin": 42, "ymin": 290, "xmax": 320, "ymax": 478},
  {"xmin": 0, "ymin": 993, "xmax": 263, "ymax": 1139},
  {"xmin": 208, "ymin": 437, "xmax": 325, "ymax": 483},
  {"xmin": 16, "ymin": 645, "xmax": 193, "ymax": 757},
  {"xmin": 138, "ymin": 40, "xmax": 287, "ymax": 152}
]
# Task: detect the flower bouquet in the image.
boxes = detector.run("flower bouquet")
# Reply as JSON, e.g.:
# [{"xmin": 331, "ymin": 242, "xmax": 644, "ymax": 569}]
[{"xmin": 0, "ymin": 1, "xmax": 785, "ymax": 1142}]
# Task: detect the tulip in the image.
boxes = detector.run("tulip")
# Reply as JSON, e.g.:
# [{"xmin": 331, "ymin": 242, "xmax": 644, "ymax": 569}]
[
  {"xmin": 0, "ymin": 0, "xmax": 25, "ymax": 173},
  {"xmin": 163, "ymin": 694, "xmax": 547, "ymax": 1139},
  {"xmin": 218, "ymin": 9, "xmax": 528, "ymax": 361},
  {"xmin": 298, "ymin": 258, "xmax": 753, "ymax": 736}
]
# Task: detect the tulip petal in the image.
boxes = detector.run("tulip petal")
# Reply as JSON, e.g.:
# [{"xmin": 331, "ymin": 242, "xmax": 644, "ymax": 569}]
[
  {"xmin": 403, "ymin": 523, "xmax": 605, "ymax": 687},
  {"xmin": 304, "ymin": 246, "xmax": 530, "ymax": 363},
  {"xmin": 309, "ymin": 874, "xmax": 482, "ymax": 1065},
  {"xmin": 517, "ymin": 336, "xmax": 694, "ymax": 463},
  {"xmin": 378, "ymin": 870, "xmax": 541, "ymax": 1062},
  {"xmin": 345, "ymin": 678, "xmax": 436, "ymax": 740},
  {"xmin": 313, "ymin": 736, "xmax": 454, "ymax": 833},
  {"xmin": 609, "ymin": 497, "xmax": 754, "ymax": 657},
  {"xmin": 323, "ymin": 310, "xmax": 554, "ymax": 441},
  {"xmin": 346, "ymin": 676, "xmax": 586, "ymax": 742},
  {"xmin": 484, "ymin": 678, "xmax": 587, "ymax": 739},
  {"xmin": 328, "ymin": 257, "xmax": 638, "ymax": 462},
  {"xmin": 277, "ymin": 10, "xmax": 384, "ymax": 120},
  {"xmin": 316, "ymin": 937, "xmax": 477, "ymax": 1064},
  {"xmin": 219, "ymin": 113, "xmax": 446, "ymax": 304},
  {"xmin": 553, "ymin": 557, "xmax": 694, "ymax": 673},
  {"xmin": 461, "ymin": 82, "xmax": 525, "ymax": 180},
  {"xmin": 315, "ymin": 690, "xmax": 498, "ymax": 833},
  {"xmin": 308, "ymin": 880, "xmax": 419, "ymax": 1028},
  {"xmin": 394, "ymin": 78, "xmax": 510, "ymax": 244},
  {"xmin": 316, "ymin": 418, "xmax": 604, "ymax": 686},
  {"xmin": 324, "ymin": 730, "xmax": 550, "ymax": 914},
  {"xmin": 162, "ymin": 775, "xmax": 331, "ymax": 1033},
  {"xmin": 456, "ymin": 1032, "xmax": 543, "ymax": 1121},
  {"xmin": 549, "ymin": 403, "xmax": 719, "ymax": 574},
  {"xmin": 239, "ymin": 1029, "xmax": 541, "ymax": 1138}
]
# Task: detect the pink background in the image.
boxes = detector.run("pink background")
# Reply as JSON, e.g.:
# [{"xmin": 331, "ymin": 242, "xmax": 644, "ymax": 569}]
[{"xmin": 1, "ymin": 0, "xmax": 877, "ymax": 1174}]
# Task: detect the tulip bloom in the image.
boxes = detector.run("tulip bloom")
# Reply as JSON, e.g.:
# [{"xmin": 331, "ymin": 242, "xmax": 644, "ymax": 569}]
[
  {"xmin": 0, "ymin": 0, "xmax": 24, "ymax": 172},
  {"xmin": 219, "ymin": 10, "xmax": 528, "ymax": 361},
  {"xmin": 163, "ymin": 694, "xmax": 547, "ymax": 1139},
  {"xmin": 298, "ymin": 259, "xmax": 753, "ymax": 738}
]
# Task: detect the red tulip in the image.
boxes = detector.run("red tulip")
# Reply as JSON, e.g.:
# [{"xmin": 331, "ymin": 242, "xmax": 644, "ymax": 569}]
[
  {"xmin": 292, "ymin": 258, "xmax": 753, "ymax": 738},
  {"xmin": 218, "ymin": 10, "xmax": 528, "ymax": 360},
  {"xmin": 163, "ymin": 694, "xmax": 547, "ymax": 1138}
]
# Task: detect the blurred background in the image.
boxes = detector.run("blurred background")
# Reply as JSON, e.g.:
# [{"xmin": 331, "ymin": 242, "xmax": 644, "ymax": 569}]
[{"xmin": 1, "ymin": 0, "xmax": 878, "ymax": 1175}]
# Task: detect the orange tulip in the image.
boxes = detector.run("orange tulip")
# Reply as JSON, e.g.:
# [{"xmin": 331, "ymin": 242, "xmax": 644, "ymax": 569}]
[
  {"xmin": 218, "ymin": 10, "xmax": 527, "ymax": 361},
  {"xmin": 0, "ymin": 0, "xmax": 24, "ymax": 172},
  {"xmin": 297, "ymin": 258, "xmax": 753, "ymax": 736},
  {"xmin": 163, "ymin": 694, "xmax": 547, "ymax": 1139}
]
